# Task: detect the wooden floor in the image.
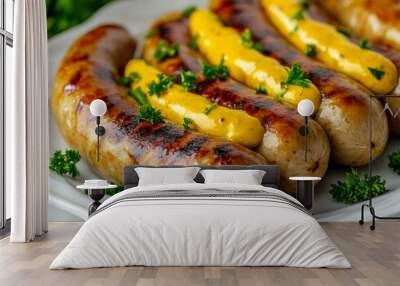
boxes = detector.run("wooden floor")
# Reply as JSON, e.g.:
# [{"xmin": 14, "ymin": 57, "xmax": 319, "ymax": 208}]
[{"xmin": 0, "ymin": 222, "xmax": 399, "ymax": 286}]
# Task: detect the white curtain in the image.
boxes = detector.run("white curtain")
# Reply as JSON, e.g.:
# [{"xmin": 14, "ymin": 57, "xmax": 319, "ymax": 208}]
[{"xmin": 8, "ymin": 0, "xmax": 49, "ymax": 242}]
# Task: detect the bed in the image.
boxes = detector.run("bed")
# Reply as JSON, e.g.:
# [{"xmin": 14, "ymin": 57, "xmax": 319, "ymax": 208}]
[{"xmin": 50, "ymin": 165, "xmax": 350, "ymax": 269}]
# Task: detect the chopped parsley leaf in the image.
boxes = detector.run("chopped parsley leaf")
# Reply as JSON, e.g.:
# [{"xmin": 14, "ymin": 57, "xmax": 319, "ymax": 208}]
[
  {"xmin": 256, "ymin": 83, "xmax": 267, "ymax": 95},
  {"xmin": 119, "ymin": 72, "xmax": 141, "ymax": 87},
  {"xmin": 368, "ymin": 67, "xmax": 385, "ymax": 80},
  {"xmin": 180, "ymin": 70, "xmax": 197, "ymax": 91},
  {"xmin": 203, "ymin": 102, "xmax": 218, "ymax": 115},
  {"xmin": 360, "ymin": 38, "xmax": 370, "ymax": 49},
  {"xmin": 128, "ymin": 87, "xmax": 148, "ymax": 106},
  {"xmin": 200, "ymin": 58, "xmax": 230, "ymax": 81},
  {"xmin": 147, "ymin": 73, "xmax": 174, "ymax": 97},
  {"xmin": 145, "ymin": 29, "xmax": 159, "ymax": 39},
  {"xmin": 282, "ymin": 63, "xmax": 310, "ymax": 88},
  {"xmin": 188, "ymin": 35, "xmax": 199, "ymax": 51},
  {"xmin": 336, "ymin": 27, "xmax": 352, "ymax": 38},
  {"xmin": 183, "ymin": 117, "xmax": 193, "ymax": 131},
  {"xmin": 154, "ymin": 40, "xmax": 179, "ymax": 62},
  {"xmin": 182, "ymin": 5, "xmax": 197, "ymax": 18},
  {"xmin": 305, "ymin": 43, "xmax": 317, "ymax": 57},
  {"xmin": 292, "ymin": 8, "xmax": 305, "ymax": 21},
  {"xmin": 241, "ymin": 29, "xmax": 263, "ymax": 52},
  {"xmin": 138, "ymin": 105, "xmax": 164, "ymax": 124}
]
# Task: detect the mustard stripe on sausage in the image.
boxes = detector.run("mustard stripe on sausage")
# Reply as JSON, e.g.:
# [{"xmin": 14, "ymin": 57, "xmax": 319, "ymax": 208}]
[
  {"xmin": 188, "ymin": 9, "xmax": 321, "ymax": 110},
  {"xmin": 125, "ymin": 59, "xmax": 265, "ymax": 148},
  {"xmin": 261, "ymin": 0, "xmax": 398, "ymax": 95}
]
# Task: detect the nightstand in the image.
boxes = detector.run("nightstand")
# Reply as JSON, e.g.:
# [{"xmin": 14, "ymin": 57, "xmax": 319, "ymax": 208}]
[
  {"xmin": 77, "ymin": 180, "xmax": 117, "ymax": 216},
  {"xmin": 289, "ymin": 177, "xmax": 321, "ymax": 212}
]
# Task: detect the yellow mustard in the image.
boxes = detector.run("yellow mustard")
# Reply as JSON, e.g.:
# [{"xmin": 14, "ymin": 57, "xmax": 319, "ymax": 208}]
[
  {"xmin": 124, "ymin": 59, "xmax": 265, "ymax": 148},
  {"xmin": 188, "ymin": 9, "xmax": 321, "ymax": 110},
  {"xmin": 261, "ymin": 0, "xmax": 398, "ymax": 95}
]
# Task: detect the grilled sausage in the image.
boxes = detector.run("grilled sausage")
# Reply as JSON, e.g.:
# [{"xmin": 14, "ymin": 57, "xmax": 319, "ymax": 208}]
[
  {"xmin": 314, "ymin": 0, "xmax": 400, "ymax": 51},
  {"xmin": 188, "ymin": 9, "xmax": 322, "ymax": 109},
  {"xmin": 125, "ymin": 59, "xmax": 265, "ymax": 148},
  {"xmin": 210, "ymin": 0, "xmax": 389, "ymax": 166},
  {"xmin": 142, "ymin": 14, "xmax": 331, "ymax": 192},
  {"xmin": 308, "ymin": 1, "xmax": 400, "ymax": 136},
  {"xmin": 52, "ymin": 24, "xmax": 266, "ymax": 185}
]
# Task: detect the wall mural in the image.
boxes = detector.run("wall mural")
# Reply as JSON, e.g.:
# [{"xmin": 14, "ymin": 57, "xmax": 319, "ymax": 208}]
[{"xmin": 48, "ymin": 0, "xmax": 400, "ymax": 222}]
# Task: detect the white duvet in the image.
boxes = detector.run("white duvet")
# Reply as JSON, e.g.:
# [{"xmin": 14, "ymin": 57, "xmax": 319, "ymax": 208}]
[{"xmin": 50, "ymin": 183, "xmax": 351, "ymax": 269}]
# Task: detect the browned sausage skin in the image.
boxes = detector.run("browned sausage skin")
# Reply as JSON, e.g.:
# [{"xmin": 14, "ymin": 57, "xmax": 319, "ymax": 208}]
[
  {"xmin": 52, "ymin": 25, "xmax": 266, "ymax": 185},
  {"xmin": 210, "ymin": 0, "xmax": 388, "ymax": 166},
  {"xmin": 308, "ymin": 1, "xmax": 400, "ymax": 136},
  {"xmin": 142, "ymin": 14, "xmax": 330, "ymax": 192}
]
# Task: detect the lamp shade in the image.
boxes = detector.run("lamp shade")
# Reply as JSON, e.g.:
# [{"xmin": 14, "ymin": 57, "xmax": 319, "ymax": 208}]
[
  {"xmin": 297, "ymin": 99, "xmax": 315, "ymax": 117},
  {"xmin": 90, "ymin": 99, "xmax": 107, "ymax": 117}
]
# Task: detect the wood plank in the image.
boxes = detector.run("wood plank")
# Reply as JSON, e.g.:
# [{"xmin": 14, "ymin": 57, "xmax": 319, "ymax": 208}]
[{"xmin": 0, "ymin": 222, "xmax": 399, "ymax": 286}]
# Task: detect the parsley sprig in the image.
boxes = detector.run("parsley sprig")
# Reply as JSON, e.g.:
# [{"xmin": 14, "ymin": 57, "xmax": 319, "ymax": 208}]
[
  {"xmin": 183, "ymin": 117, "xmax": 193, "ymax": 131},
  {"xmin": 292, "ymin": 8, "xmax": 305, "ymax": 21},
  {"xmin": 154, "ymin": 40, "xmax": 179, "ymax": 62},
  {"xmin": 389, "ymin": 150, "xmax": 400, "ymax": 174},
  {"xmin": 128, "ymin": 87, "xmax": 148, "ymax": 106},
  {"xmin": 368, "ymin": 67, "xmax": 385, "ymax": 80},
  {"xmin": 180, "ymin": 70, "xmax": 197, "ymax": 91},
  {"xmin": 188, "ymin": 35, "xmax": 199, "ymax": 51},
  {"xmin": 241, "ymin": 29, "xmax": 263, "ymax": 52},
  {"xmin": 305, "ymin": 44, "xmax": 317, "ymax": 57},
  {"xmin": 119, "ymin": 72, "xmax": 141, "ymax": 87},
  {"xmin": 182, "ymin": 5, "xmax": 197, "ymax": 18},
  {"xmin": 200, "ymin": 58, "xmax": 230, "ymax": 81},
  {"xmin": 336, "ymin": 27, "xmax": 352, "ymax": 38},
  {"xmin": 49, "ymin": 149, "xmax": 81, "ymax": 177},
  {"xmin": 360, "ymin": 38, "xmax": 370, "ymax": 49},
  {"xmin": 138, "ymin": 105, "xmax": 164, "ymax": 124},
  {"xmin": 256, "ymin": 83, "xmax": 267, "ymax": 95},
  {"xmin": 148, "ymin": 73, "xmax": 174, "ymax": 97},
  {"xmin": 282, "ymin": 63, "xmax": 310, "ymax": 88},
  {"xmin": 203, "ymin": 102, "xmax": 218, "ymax": 115}
]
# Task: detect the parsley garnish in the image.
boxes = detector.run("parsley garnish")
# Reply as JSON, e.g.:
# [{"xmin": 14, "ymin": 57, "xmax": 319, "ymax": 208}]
[
  {"xmin": 305, "ymin": 43, "xmax": 317, "ymax": 57},
  {"xmin": 148, "ymin": 73, "xmax": 174, "ymax": 97},
  {"xmin": 49, "ymin": 149, "xmax": 81, "ymax": 177},
  {"xmin": 154, "ymin": 40, "xmax": 179, "ymax": 62},
  {"xmin": 300, "ymin": 0, "xmax": 310, "ymax": 9},
  {"xmin": 368, "ymin": 67, "xmax": 385, "ymax": 80},
  {"xmin": 145, "ymin": 29, "xmax": 159, "ymax": 39},
  {"xmin": 241, "ymin": 29, "xmax": 263, "ymax": 52},
  {"xmin": 282, "ymin": 63, "xmax": 310, "ymax": 88},
  {"xmin": 188, "ymin": 35, "xmax": 199, "ymax": 51},
  {"xmin": 330, "ymin": 168, "xmax": 387, "ymax": 204},
  {"xmin": 256, "ymin": 83, "xmax": 267, "ymax": 95},
  {"xmin": 336, "ymin": 27, "xmax": 352, "ymax": 38},
  {"xmin": 360, "ymin": 38, "xmax": 370, "ymax": 49},
  {"xmin": 139, "ymin": 105, "xmax": 164, "ymax": 124},
  {"xmin": 389, "ymin": 150, "xmax": 400, "ymax": 174},
  {"xmin": 180, "ymin": 70, "xmax": 197, "ymax": 91},
  {"xmin": 183, "ymin": 117, "xmax": 193, "ymax": 131},
  {"xmin": 200, "ymin": 58, "xmax": 230, "ymax": 81},
  {"xmin": 182, "ymin": 5, "xmax": 197, "ymax": 18},
  {"xmin": 119, "ymin": 72, "xmax": 141, "ymax": 87},
  {"xmin": 203, "ymin": 102, "xmax": 218, "ymax": 115},
  {"xmin": 128, "ymin": 87, "xmax": 148, "ymax": 106}
]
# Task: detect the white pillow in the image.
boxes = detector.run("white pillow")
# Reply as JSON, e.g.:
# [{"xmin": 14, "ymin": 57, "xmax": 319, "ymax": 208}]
[
  {"xmin": 135, "ymin": 167, "xmax": 200, "ymax": 186},
  {"xmin": 200, "ymin": 169, "xmax": 266, "ymax": 185}
]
